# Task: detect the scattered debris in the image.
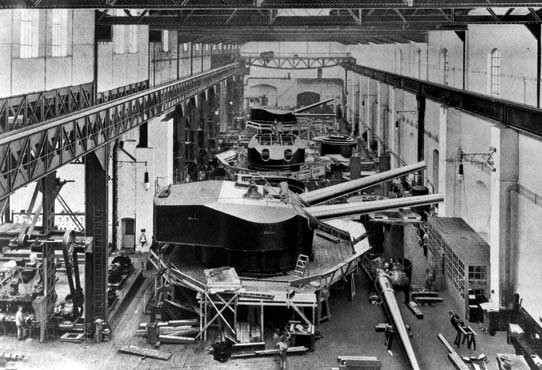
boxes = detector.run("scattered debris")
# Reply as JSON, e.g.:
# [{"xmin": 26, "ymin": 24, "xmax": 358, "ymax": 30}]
[{"xmin": 59, "ymin": 332, "xmax": 85, "ymax": 343}]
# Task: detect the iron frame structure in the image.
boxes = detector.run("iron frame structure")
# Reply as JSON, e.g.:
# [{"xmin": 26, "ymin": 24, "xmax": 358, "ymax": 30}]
[{"xmin": 0, "ymin": 63, "xmax": 239, "ymax": 201}]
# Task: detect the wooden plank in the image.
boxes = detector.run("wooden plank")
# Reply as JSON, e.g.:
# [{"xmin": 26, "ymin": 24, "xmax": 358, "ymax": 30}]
[
  {"xmin": 338, "ymin": 355, "xmax": 379, "ymax": 363},
  {"xmin": 447, "ymin": 352, "xmax": 470, "ymax": 370},
  {"xmin": 407, "ymin": 301, "xmax": 424, "ymax": 319},
  {"xmin": 437, "ymin": 333, "xmax": 455, "ymax": 353},
  {"xmin": 158, "ymin": 335, "xmax": 196, "ymax": 344},
  {"xmin": 118, "ymin": 345, "xmax": 172, "ymax": 360},
  {"xmin": 414, "ymin": 296, "xmax": 443, "ymax": 304}
]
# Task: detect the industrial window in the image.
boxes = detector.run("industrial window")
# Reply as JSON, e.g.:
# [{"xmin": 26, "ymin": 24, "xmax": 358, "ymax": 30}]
[
  {"xmin": 113, "ymin": 25, "xmax": 125, "ymax": 54},
  {"xmin": 128, "ymin": 25, "xmax": 138, "ymax": 53},
  {"xmin": 162, "ymin": 30, "xmax": 169, "ymax": 52},
  {"xmin": 395, "ymin": 49, "xmax": 402, "ymax": 74},
  {"xmin": 51, "ymin": 9, "xmax": 68, "ymax": 57},
  {"xmin": 20, "ymin": 9, "xmax": 39, "ymax": 58},
  {"xmin": 440, "ymin": 48, "xmax": 449, "ymax": 85},
  {"xmin": 204, "ymin": 44, "xmax": 209, "ymax": 51},
  {"xmin": 489, "ymin": 48, "xmax": 501, "ymax": 97},
  {"xmin": 195, "ymin": 43, "xmax": 200, "ymax": 51},
  {"xmin": 183, "ymin": 42, "xmax": 189, "ymax": 52},
  {"xmin": 213, "ymin": 44, "xmax": 217, "ymax": 50}
]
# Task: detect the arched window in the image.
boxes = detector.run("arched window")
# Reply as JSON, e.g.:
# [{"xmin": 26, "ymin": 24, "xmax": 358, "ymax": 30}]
[
  {"xmin": 489, "ymin": 48, "xmax": 501, "ymax": 97},
  {"xmin": 439, "ymin": 48, "xmax": 449, "ymax": 85}
]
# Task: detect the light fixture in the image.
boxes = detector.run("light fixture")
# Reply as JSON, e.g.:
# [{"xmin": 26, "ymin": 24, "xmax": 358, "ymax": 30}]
[
  {"xmin": 144, "ymin": 169, "xmax": 150, "ymax": 191},
  {"xmin": 457, "ymin": 147, "xmax": 497, "ymax": 182},
  {"xmin": 457, "ymin": 163, "xmax": 464, "ymax": 182}
]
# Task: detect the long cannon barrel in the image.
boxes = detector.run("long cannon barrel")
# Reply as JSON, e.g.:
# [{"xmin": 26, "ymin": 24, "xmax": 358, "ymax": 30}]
[
  {"xmin": 304, "ymin": 193, "xmax": 443, "ymax": 219},
  {"xmin": 292, "ymin": 98, "xmax": 334, "ymax": 113},
  {"xmin": 376, "ymin": 271, "xmax": 421, "ymax": 370},
  {"xmin": 299, "ymin": 161, "xmax": 426, "ymax": 205}
]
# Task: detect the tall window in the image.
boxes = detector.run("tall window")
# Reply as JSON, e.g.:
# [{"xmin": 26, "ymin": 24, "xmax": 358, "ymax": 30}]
[
  {"xmin": 113, "ymin": 10, "xmax": 125, "ymax": 54},
  {"xmin": 113, "ymin": 25, "xmax": 125, "ymax": 53},
  {"xmin": 20, "ymin": 9, "xmax": 39, "ymax": 58},
  {"xmin": 183, "ymin": 42, "xmax": 189, "ymax": 53},
  {"xmin": 440, "ymin": 48, "xmax": 449, "ymax": 85},
  {"xmin": 195, "ymin": 43, "xmax": 200, "ymax": 51},
  {"xmin": 52, "ymin": 9, "xmax": 68, "ymax": 57},
  {"xmin": 128, "ymin": 25, "xmax": 138, "ymax": 53},
  {"xmin": 395, "ymin": 48, "xmax": 403, "ymax": 74},
  {"xmin": 161, "ymin": 30, "xmax": 169, "ymax": 52},
  {"xmin": 489, "ymin": 48, "xmax": 501, "ymax": 97}
]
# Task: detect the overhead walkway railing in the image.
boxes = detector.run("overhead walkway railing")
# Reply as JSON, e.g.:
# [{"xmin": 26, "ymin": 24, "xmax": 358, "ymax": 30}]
[
  {"xmin": 342, "ymin": 61, "xmax": 542, "ymax": 139},
  {"xmin": 0, "ymin": 80, "xmax": 150, "ymax": 136},
  {"xmin": 0, "ymin": 63, "xmax": 239, "ymax": 201},
  {"xmin": 244, "ymin": 53, "xmax": 356, "ymax": 69}
]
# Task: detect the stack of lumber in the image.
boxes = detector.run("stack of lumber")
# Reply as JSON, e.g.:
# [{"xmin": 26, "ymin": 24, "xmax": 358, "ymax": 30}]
[
  {"xmin": 0, "ymin": 353, "xmax": 25, "ymax": 361},
  {"xmin": 332, "ymin": 355, "xmax": 381, "ymax": 370},
  {"xmin": 204, "ymin": 267, "xmax": 241, "ymax": 292},
  {"xmin": 236, "ymin": 322, "xmax": 251, "ymax": 343},
  {"xmin": 230, "ymin": 346, "xmax": 309, "ymax": 359},
  {"xmin": 412, "ymin": 291, "xmax": 443, "ymax": 305},
  {"xmin": 136, "ymin": 319, "xmax": 199, "ymax": 344}
]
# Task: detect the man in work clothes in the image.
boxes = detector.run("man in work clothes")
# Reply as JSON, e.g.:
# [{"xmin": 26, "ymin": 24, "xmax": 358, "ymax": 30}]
[
  {"xmin": 15, "ymin": 306, "xmax": 25, "ymax": 340},
  {"xmin": 277, "ymin": 332, "xmax": 291, "ymax": 370}
]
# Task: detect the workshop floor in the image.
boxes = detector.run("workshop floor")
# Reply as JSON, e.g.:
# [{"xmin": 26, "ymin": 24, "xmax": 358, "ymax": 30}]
[{"xmin": 0, "ymin": 226, "xmax": 516, "ymax": 369}]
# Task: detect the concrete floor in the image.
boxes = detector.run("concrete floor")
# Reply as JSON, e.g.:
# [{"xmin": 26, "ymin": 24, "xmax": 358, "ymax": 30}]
[{"xmin": 0, "ymin": 225, "xmax": 517, "ymax": 369}]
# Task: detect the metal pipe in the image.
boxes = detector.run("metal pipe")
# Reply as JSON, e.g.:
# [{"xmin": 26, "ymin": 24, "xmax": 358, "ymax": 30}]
[
  {"xmin": 300, "ymin": 161, "xmax": 426, "ymax": 205},
  {"xmin": 305, "ymin": 193, "xmax": 443, "ymax": 219},
  {"xmin": 292, "ymin": 98, "xmax": 334, "ymax": 113},
  {"xmin": 376, "ymin": 271, "xmax": 421, "ymax": 370}
]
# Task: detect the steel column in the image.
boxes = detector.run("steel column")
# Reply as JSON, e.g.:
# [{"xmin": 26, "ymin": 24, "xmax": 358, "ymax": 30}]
[
  {"xmin": 84, "ymin": 148, "xmax": 109, "ymax": 329},
  {"xmin": 416, "ymin": 93, "xmax": 426, "ymax": 184}
]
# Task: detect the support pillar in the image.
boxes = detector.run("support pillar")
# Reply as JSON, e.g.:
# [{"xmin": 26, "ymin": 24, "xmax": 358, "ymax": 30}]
[
  {"xmin": 219, "ymin": 81, "xmax": 228, "ymax": 132},
  {"xmin": 85, "ymin": 147, "xmax": 109, "ymax": 329},
  {"xmin": 438, "ymin": 106, "xmax": 461, "ymax": 217},
  {"xmin": 416, "ymin": 93, "xmax": 426, "ymax": 184},
  {"xmin": 389, "ymin": 87, "xmax": 398, "ymax": 168},
  {"xmin": 489, "ymin": 127, "xmax": 518, "ymax": 307},
  {"xmin": 365, "ymin": 77, "xmax": 372, "ymax": 150},
  {"xmin": 376, "ymin": 82, "xmax": 383, "ymax": 157},
  {"xmin": 343, "ymin": 69, "xmax": 349, "ymax": 124},
  {"xmin": 174, "ymin": 105, "xmax": 186, "ymax": 183},
  {"xmin": 40, "ymin": 172, "xmax": 57, "ymax": 235},
  {"xmin": 358, "ymin": 76, "xmax": 364, "ymax": 140}
]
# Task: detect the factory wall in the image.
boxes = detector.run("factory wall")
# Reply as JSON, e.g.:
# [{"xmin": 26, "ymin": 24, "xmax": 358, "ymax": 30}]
[
  {"xmin": 0, "ymin": 9, "xmax": 94, "ymax": 98},
  {"xmin": 242, "ymin": 42, "xmax": 347, "ymax": 110},
  {"xmin": 245, "ymin": 77, "xmax": 343, "ymax": 109},
  {"xmin": 150, "ymin": 32, "xmax": 238, "ymax": 87},
  {"xmin": 115, "ymin": 114, "xmax": 173, "ymax": 252},
  {"xmin": 97, "ymin": 23, "xmax": 149, "ymax": 93}
]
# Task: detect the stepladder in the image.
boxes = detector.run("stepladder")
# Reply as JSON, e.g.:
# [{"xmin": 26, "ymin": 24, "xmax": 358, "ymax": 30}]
[{"xmin": 294, "ymin": 254, "xmax": 309, "ymax": 278}]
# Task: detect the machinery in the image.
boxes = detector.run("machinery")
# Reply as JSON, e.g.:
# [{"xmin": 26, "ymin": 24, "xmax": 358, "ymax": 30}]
[
  {"xmin": 0, "ymin": 228, "xmax": 88, "ymax": 342},
  {"xmin": 154, "ymin": 161, "xmax": 443, "ymax": 274}
]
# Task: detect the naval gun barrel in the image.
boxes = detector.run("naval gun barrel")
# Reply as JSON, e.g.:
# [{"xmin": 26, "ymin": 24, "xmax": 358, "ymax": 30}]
[
  {"xmin": 304, "ymin": 193, "xmax": 443, "ymax": 219},
  {"xmin": 292, "ymin": 98, "xmax": 334, "ymax": 114},
  {"xmin": 376, "ymin": 271, "xmax": 422, "ymax": 370},
  {"xmin": 299, "ymin": 161, "xmax": 426, "ymax": 205}
]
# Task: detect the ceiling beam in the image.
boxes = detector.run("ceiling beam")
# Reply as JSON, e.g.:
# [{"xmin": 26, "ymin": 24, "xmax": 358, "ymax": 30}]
[{"xmin": 7, "ymin": 0, "xmax": 542, "ymax": 9}]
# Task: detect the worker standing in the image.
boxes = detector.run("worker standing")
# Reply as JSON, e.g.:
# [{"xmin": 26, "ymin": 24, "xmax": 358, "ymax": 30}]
[
  {"xmin": 277, "ymin": 331, "xmax": 291, "ymax": 370},
  {"xmin": 15, "ymin": 306, "xmax": 25, "ymax": 340}
]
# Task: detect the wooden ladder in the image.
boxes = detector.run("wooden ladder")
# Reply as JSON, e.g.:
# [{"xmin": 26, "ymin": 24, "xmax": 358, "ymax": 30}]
[{"xmin": 293, "ymin": 254, "xmax": 309, "ymax": 278}]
